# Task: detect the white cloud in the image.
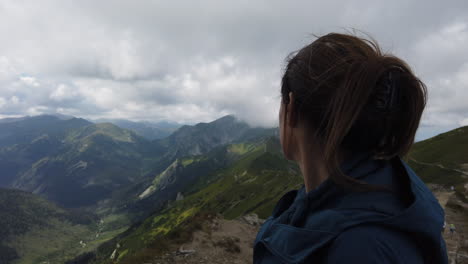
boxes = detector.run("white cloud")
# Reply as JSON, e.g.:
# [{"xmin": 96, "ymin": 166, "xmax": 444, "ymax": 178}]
[
  {"xmin": 19, "ymin": 76, "xmax": 40, "ymax": 87},
  {"xmin": 0, "ymin": 0, "xmax": 467, "ymax": 138},
  {"xmin": 10, "ymin": 96, "xmax": 19, "ymax": 104},
  {"xmin": 0, "ymin": 56, "xmax": 17, "ymax": 81},
  {"xmin": 50, "ymin": 84, "xmax": 77, "ymax": 101},
  {"xmin": 411, "ymin": 21, "xmax": 468, "ymax": 77},
  {"xmin": 26, "ymin": 105, "xmax": 49, "ymax": 116},
  {"xmin": 460, "ymin": 118, "xmax": 468, "ymax": 127},
  {"xmin": 0, "ymin": 97, "xmax": 6, "ymax": 108}
]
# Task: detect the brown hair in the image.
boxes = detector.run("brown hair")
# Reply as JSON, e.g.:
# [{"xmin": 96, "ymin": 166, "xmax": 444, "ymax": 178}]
[{"xmin": 281, "ymin": 33, "xmax": 427, "ymax": 191}]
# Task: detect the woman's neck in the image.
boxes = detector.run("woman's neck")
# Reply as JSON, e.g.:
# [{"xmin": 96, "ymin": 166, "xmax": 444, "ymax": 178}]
[
  {"xmin": 299, "ymin": 159, "xmax": 329, "ymax": 193},
  {"xmin": 296, "ymin": 143, "xmax": 330, "ymax": 193},
  {"xmin": 295, "ymin": 138, "xmax": 349, "ymax": 193},
  {"xmin": 291, "ymin": 124, "xmax": 347, "ymax": 193}
]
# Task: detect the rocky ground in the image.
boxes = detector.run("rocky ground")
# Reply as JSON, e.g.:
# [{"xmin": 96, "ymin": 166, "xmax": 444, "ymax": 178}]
[
  {"xmin": 143, "ymin": 188, "xmax": 466, "ymax": 264},
  {"xmin": 150, "ymin": 214, "xmax": 263, "ymax": 264},
  {"xmin": 434, "ymin": 187, "xmax": 468, "ymax": 264}
]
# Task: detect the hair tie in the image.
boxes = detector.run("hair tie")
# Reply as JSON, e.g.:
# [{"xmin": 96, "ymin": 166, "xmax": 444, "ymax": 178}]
[{"xmin": 375, "ymin": 67, "xmax": 402, "ymax": 112}]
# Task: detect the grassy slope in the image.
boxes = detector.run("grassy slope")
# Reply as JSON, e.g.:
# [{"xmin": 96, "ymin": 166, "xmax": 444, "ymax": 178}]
[
  {"xmin": 2, "ymin": 118, "xmax": 261, "ymax": 263},
  {"xmin": 407, "ymin": 126, "xmax": 468, "ymax": 187},
  {"xmin": 9, "ymin": 122, "xmax": 157, "ymax": 209},
  {"xmin": 0, "ymin": 188, "xmax": 120, "ymax": 264},
  {"xmin": 54, "ymin": 125, "xmax": 468, "ymax": 263},
  {"xmin": 90, "ymin": 127, "xmax": 468, "ymax": 263},
  {"xmin": 0, "ymin": 120, "xmax": 155, "ymax": 263},
  {"xmin": 82, "ymin": 138, "xmax": 301, "ymax": 263},
  {"xmin": 409, "ymin": 126, "xmax": 468, "ymax": 168}
]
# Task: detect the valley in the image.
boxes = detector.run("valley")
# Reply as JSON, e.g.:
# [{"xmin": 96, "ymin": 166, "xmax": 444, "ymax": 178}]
[{"xmin": 0, "ymin": 114, "xmax": 278, "ymax": 263}]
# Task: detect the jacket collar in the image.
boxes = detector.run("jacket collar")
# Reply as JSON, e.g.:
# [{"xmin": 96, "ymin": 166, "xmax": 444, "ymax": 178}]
[{"xmin": 255, "ymin": 156, "xmax": 446, "ymax": 263}]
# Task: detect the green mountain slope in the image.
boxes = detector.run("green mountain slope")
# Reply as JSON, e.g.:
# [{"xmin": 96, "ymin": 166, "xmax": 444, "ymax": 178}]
[
  {"xmin": 107, "ymin": 135, "xmax": 279, "ymax": 223},
  {"xmin": 0, "ymin": 115, "xmax": 279, "ymax": 263},
  {"xmin": 0, "ymin": 115, "xmax": 91, "ymax": 149},
  {"xmin": 72, "ymin": 125, "xmax": 468, "ymax": 263},
  {"xmin": 93, "ymin": 119, "xmax": 181, "ymax": 140},
  {"xmin": 0, "ymin": 188, "xmax": 104, "ymax": 264},
  {"xmin": 5, "ymin": 113, "xmax": 467, "ymax": 264},
  {"xmin": 154, "ymin": 115, "xmax": 268, "ymax": 159},
  {"xmin": 104, "ymin": 116, "xmax": 277, "ymax": 219},
  {"xmin": 3, "ymin": 122, "xmax": 156, "ymax": 208},
  {"xmin": 71, "ymin": 138, "xmax": 302, "ymax": 263},
  {"xmin": 0, "ymin": 114, "xmax": 275, "ymax": 210},
  {"xmin": 407, "ymin": 126, "xmax": 468, "ymax": 189},
  {"xmin": 0, "ymin": 116, "xmax": 91, "ymax": 187}
]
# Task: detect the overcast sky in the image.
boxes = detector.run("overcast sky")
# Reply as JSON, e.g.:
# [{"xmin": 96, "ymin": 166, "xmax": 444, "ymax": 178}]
[{"xmin": 0, "ymin": 0, "xmax": 467, "ymax": 140}]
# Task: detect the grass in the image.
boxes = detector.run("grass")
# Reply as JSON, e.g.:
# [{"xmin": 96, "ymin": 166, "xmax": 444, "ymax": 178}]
[
  {"xmin": 227, "ymin": 143, "xmax": 256, "ymax": 155},
  {"xmin": 8, "ymin": 221, "xmax": 128, "ymax": 264},
  {"xmin": 8, "ymin": 221, "xmax": 92, "ymax": 264},
  {"xmin": 409, "ymin": 126, "xmax": 468, "ymax": 171},
  {"xmin": 88, "ymin": 140, "xmax": 302, "ymax": 263},
  {"xmin": 405, "ymin": 126, "xmax": 468, "ymax": 187},
  {"xmin": 181, "ymin": 157, "xmax": 194, "ymax": 167},
  {"xmin": 406, "ymin": 159, "xmax": 465, "ymax": 187},
  {"xmin": 66, "ymin": 127, "xmax": 468, "ymax": 263}
]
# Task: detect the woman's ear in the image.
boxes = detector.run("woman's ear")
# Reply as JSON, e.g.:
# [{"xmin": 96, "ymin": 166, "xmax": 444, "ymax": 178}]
[{"xmin": 286, "ymin": 92, "xmax": 299, "ymax": 128}]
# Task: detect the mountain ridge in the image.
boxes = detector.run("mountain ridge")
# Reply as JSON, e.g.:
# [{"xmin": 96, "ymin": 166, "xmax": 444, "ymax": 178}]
[
  {"xmin": 68, "ymin": 125, "xmax": 468, "ymax": 263},
  {"xmin": 11, "ymin": 115, "xmax": 468, "ymax": 263}
]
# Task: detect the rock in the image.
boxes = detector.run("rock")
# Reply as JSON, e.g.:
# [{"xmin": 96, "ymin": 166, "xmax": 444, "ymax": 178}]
[
  {"xmin": 177, "ymin": 246, "xmax": 196, "ymax": 256},
  {"xmin": 239, "ymin": 214, "xmax": 264, "ymax": 226},
  {"xmin": 176, "ymin": 192, "xmax": 184, "ymax": 201},
  {"xmin": 110, "ymin": 249, "xmax": 117, "ymax": 260},
  {"xmin": 109, "ymin": 243, "xmax": 121, "ymax": 260}
]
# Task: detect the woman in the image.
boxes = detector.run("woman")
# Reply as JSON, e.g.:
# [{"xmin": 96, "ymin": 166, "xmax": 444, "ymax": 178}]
[{"xmin": 253, "ymin": 33, "xmax": 447, "ymax": 263}]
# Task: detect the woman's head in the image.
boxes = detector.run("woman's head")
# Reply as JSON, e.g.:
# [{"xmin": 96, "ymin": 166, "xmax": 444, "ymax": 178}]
[{"xmin": 279, "ymin": 33, "xmax": 426, "ymax": 190}]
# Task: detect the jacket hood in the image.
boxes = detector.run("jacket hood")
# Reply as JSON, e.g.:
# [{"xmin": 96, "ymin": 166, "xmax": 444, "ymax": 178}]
[{"xmin": 254, "ymin": 153, "xmax": 447, "ymax": 263}]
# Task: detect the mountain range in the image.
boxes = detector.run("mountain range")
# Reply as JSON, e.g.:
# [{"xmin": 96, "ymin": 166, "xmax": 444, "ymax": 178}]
[
  {"xmin": 91, "ymin": 119, "xmax": 181, "ymax": 140},
  {"xmin": 0, "ymin": 114, "xmax": 466, "ymax": 264},
  {"xmin": 0, "ymin": 114, "xmax": 277, "ymax": 264},
  {"xmin": 73, "ymin": 124, "xmax": 468, "ymax": 264}
]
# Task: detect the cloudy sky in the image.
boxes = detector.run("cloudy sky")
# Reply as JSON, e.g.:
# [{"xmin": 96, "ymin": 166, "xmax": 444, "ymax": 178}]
[{"xmin": 0, "ymin": 0, "xmax": 467, "ymax": 140}]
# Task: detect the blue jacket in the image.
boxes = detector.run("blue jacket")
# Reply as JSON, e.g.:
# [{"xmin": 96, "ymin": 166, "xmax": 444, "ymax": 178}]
[{"xmin": 253, "ymin": 154, "xmax": 448, "ymax": 263}]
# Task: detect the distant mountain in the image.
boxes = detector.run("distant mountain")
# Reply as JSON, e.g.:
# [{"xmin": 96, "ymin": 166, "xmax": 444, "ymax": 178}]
[
  {"xmin": 107, "ymin": 115, "xmax": 276, "ymax": 213},
  {"xmin": 116, "ymin": 139, "xmax": 265, "ymax": 219},
  {"xmin": 93, "ymin": 119, "xmax": 181, "ymax": 140},
  {"xmin": 0, "ymin": 114, "xmax": 279, "ymax": 263},
  {"xmin": 51, "ymin": 113, "xmax": 76, "ymax": 120},
  {"xmin": 156, "ymin": 115, "xmax": 276, "ymax": 158},
  {"xmin": 0, "ymin": 116, "xmax": 28, "ymax": 124},
  {"xmin": 0, "ymin": 115, "xmax": 92, "ymax": 187},
  {"xmin": 7, "ymin": 113, "xmax": 466, "ymax": 263},
  {"xmin": 0, "ymin": 116, "xmax": 160, "ymax": 208},
  {"xmin": 110, "ymin": 116, "xmax": 278, "ymax": 215},
  {"xmin": 105, "ymin": 117, "xmax": 278, "ymax": 219},
  {"xmin": 0, "ymin": 115, "xmax": 91, "ymax": 149},
  {"xmin": 0, "ymin": 114, "xmax": 276, "ymax": 209},
  {"xmin": 71, "ymin": 125, "xmax": 468, "ymax": 263}
]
